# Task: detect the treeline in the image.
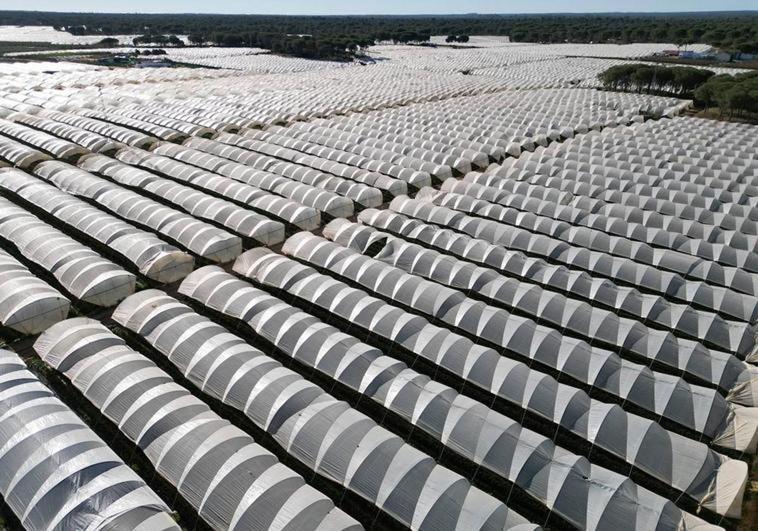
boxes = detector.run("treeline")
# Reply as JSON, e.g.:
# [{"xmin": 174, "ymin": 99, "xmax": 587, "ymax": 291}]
[
  {"xmin": 599, "ymin": 63, "xmax": 758, "ymax": 119},
  {"xmin": 132, "ymin": 34, "xmax": 184, "ymax": 46},
  {"xmin": 599, "ymin": 64, "xmax": 715, "ymax": 96},
  {"xmin": 0, "ymin": 11, "xmax": 756, "ymax": 54}
]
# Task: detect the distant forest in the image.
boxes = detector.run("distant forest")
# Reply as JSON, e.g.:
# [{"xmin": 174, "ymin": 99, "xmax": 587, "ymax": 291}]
[{"xmin": 0, "ymin": 11, "xmax": 756, "ymax": 60}]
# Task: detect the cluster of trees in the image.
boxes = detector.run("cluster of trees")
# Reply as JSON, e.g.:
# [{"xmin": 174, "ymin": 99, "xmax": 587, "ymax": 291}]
[
  {"xmin": 60, "ymin": 24, "xmax": 88, "ymax": 35},
  {"xmin": 131, "ymin": 34, "xmax": 184, "ymax": 47},
  {"xmin": 694, "ymin": 71, "xmax": 758, "ymax": 117},
  {"xmin": 599, "ymin": 64, "xmax": 715, "ymax": 96},
  {"xmin": 1, "ymin": 11, "xmax": 756, "ymax": 59},
  {"xmin": 135, "ymin": 48, "xmax": 167, "ymax": 56},
  {"xmin": 599, "ymin": 63, "xmax": 757, "ymax": 119},
  {"xmin": 445, "ymin": 34, "xmax": 470, "ymax": 43}
]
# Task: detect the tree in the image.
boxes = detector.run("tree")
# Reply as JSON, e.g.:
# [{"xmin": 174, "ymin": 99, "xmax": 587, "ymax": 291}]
[
  {"xmin": 600, "ymin": 64, "xmax": 718, "ymax": 98},
  {"xmin": 693, "ymin": 72, "xmax": 758, "ymax": 118},
  {"xmin": 598, "ymin": 64, "xmax": 638, "ymax": 91},
  {"xmin": 671, "ymin": 67, "xmax": 713, "ymax": 96},
  {"xmin": 188, "ymin": 33, "xmax": 205, "ymax": 45},
  {"xmin": 446, "ymin": 34, "xmax": 470, "ymax": 44},
  {"xmin": 652, "ymin": 66, "xmax": 674, "ymax": 92},
  {"xmin": 631, "ymin": 66, "xmax": 656, "ymax": 93},
  {"xmin": 673, "ymin": 28, "xmax": 689, "ymax": 49}
]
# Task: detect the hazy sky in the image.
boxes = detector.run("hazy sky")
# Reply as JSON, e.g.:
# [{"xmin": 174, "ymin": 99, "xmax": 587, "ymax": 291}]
[{"xmin": 1, "ymin": 1, "xmax": 756, "ymax": 15}]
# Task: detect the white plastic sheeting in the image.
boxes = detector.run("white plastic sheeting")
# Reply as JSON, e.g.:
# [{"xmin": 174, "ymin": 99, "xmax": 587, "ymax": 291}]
[
  {"xmin": 242, "ymin": 128, "xmax": 433, "ymax": 189},
  {"xmin": 77, "ymin": 109, "xmax": 189, "ymax": 143},
  {"xmin": 114, "ymin": 289, "xmax": 538, "ymax": 531},
  {"xmin": 185, "ymin": 136, "xmax": 384, "ymax": 209},
  {"xmin": 487, "ymin": 119, "xmax": 758, "ymax": 247},
  {"xmin": 48, "ymin": 79, "xmax": 733, "ymax": 181},
  {"xmin": 32, "ymin": 160, "xmax": 241, "ymax": 264},
  {"xmin": 323, "ymin": 218, "xmax": 758, "ymax": 404},
  {"xmin": 271, "ymin": 123, "xmax": 447, "ymax": 181},
  {"xmin": 0, "ymin": 118, "xmax": 88, "ymax": 161},
  {"xmin": 0, "ymin": 168, "xmax": 194, "ymax": 284},
  {"xmin": 36, "ymin": 109, "xmax": 158, "ymax": 149},
  {"xmin": 80, "ymin": 153, "xmax": 280, "ymax": 249},
  {"xmin": 549, "ymin": 178, "xmax": 755, "ymax": 233},
  {"xmin": 216, "ymin": 132, "xmax": 407, "ymax": 197},
  {"xmin": 160, "ymin": 138, "xmax": 353, "ymax": 220},
  {"xmin": 388, "ymin": 195, "xmax": 758, "ymax": 325},
  {"xmin": 354, "ymin": 206, "xmax": 758, "ymax": 356},
  {"xmin": 8, "ymin": 112, "xmax": 122, "ymax": 154},
  {"xmin": 590, "ymin": 201, "xmax": 757, "ymax": 253},
  {"xmin": 172, "ymin": 268, "xmax": 719, "ymax": 530},
  {"xmin": 286, "ymin": 88, "xmax": 655, "ymax": 162},
  {"xmin": 0, "ymin": 53, "xmax": 754, "ymax": 528},
  {"xmin": 117, "ymin": 100, "xmax": 246, "ymax": 133},
  {"xmin": 285, "ymin": 120, "xmax": 501, "ymax": 175},
  {"xmin": 113, "ymin": 147, "xmax": 286, "ymax": 245},
  {"xmin": 152, "ymin": 142, "xmax": 324, "ymax": 228},
  {"xmin": 452, "ymin": 173, "xmax": 758, "ymax": 316},
  {"xmin": 286, "ymin": 117, "xmax": 478, "ymax": 175},
  {"xmin": 370, "ymin": 42, "xmax": 716, "ymax": 78},
  {"xmin": 0, "ymin": 349, "xmax": 179, "ymax": 531},
  {"xmin": 114, "ymin": 49, "xmax": 348, "ymax": 73},
  {"xmin": 33, "ymin": 319, "xmax": 361, "ymax": 531},
  {"xmin": 442, "ymin": 177, "xmax": 758, "ymax": 277},
  {"xmin": 105, "ymin": 107, "xmax": 216, "ymax": 138},
  {"xmin": 443, "ymin": 174, "xmax": 758, "ymax": 356},
  {"xmin": 1, "ymin": 69, "xmax": 680, "ymax": 134},
  {"xmin": 283, "ymin": 231, "xmax": 755, "ymax": 451},
  {"xmin": 419, "ymin": 188, "xmax": 757, "ymax": 296},
  {"xmin": 0, "ymin": 66, "xmax": 240, "ymax": 101},
  {"xmin": 0, "ymin": 196, "xmax": 135, "ymax": 306},
  {"xmin": 230, "ymin": 246, "xmax": 750, "ymax": 518},
  {"xmin": 0, "ymin": 248, "xmax": 69, "ymax": 334},
  {"xmin": 0, "ymin": 134, "xmax": 50, "ymax": 169}
]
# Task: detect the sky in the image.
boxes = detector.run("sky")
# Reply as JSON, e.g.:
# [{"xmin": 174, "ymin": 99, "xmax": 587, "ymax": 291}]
[{"xmin": 0, "ymin": 1, "xmax": 756, "ymax": 15}]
